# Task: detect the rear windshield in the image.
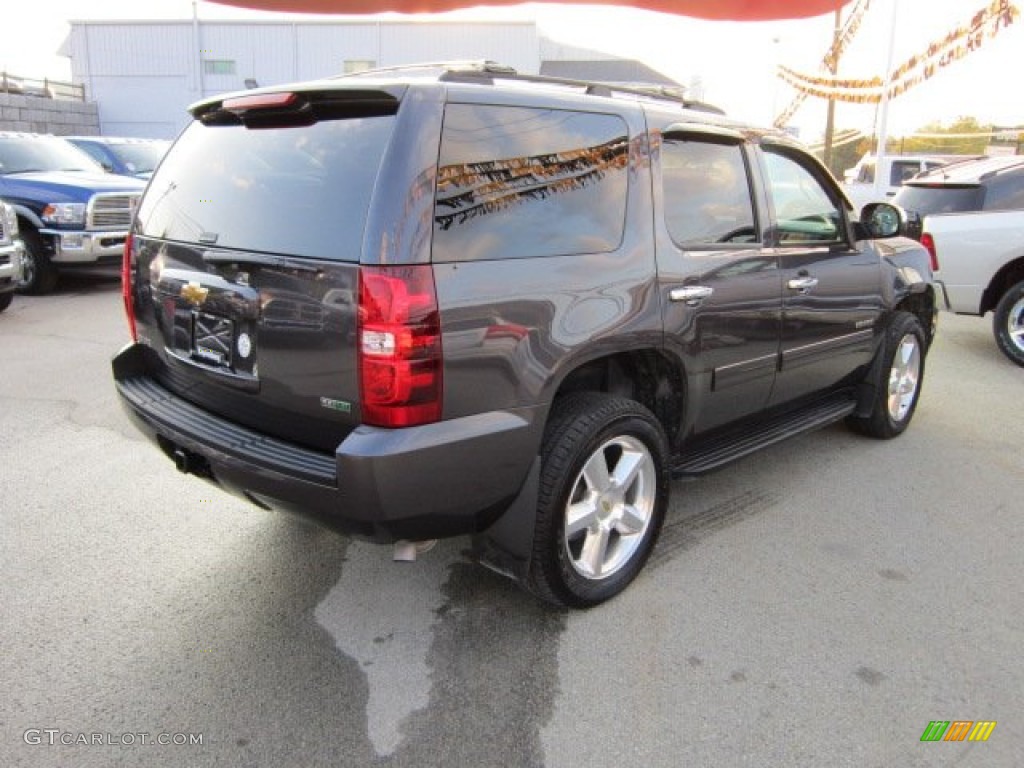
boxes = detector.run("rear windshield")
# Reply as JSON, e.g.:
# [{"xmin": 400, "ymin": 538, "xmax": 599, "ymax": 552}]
[
  {"xmin": 136, "ymin": 114, "xmax": 395, "ymax": 261},
  {"xmin": 893, "ymin": 185, "xmax": 982, "ymax": 216}
]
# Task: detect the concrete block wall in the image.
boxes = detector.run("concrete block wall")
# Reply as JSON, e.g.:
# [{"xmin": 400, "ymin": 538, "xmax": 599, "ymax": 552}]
[{"xmin": 0, "ymin": 93, "xmax": 101, "ymax": 136}]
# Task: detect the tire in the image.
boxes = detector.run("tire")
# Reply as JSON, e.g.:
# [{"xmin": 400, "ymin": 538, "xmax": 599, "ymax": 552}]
[
  {"xmin": 992, "ymin": 280, "xmax": 1024, "ymax": 368},
  {"xmin": 847, "ymin": 311, "xmax": 927, "ymax": 439},
  {"xmin": 0, "ymin": 291, "xmax": 12, "ymax": 313},
  {"xmin": 16, "ymin": 227, "xmax": 59, "ymax": 295},
  {"xmin": 526, "ymin": 393, "xmax": 670, "ymax": 608}
]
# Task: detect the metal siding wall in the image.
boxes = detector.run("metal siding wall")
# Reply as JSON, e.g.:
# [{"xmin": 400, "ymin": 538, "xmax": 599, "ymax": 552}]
[
  {"xmin": 200, "ymin": 24, "xmax": 297, "ymax": 92},
  {"xmin": 380, "ymin": 24, "xmax": 540, "ymax": 74},
  {"xmin": 77, "ymin": 24, "xmax": 193, "ymax": 76},
  {"xmin": 295, "ymin": 24, "xmax": 381, "ymax": 80},
  {"xmin": 92, "ymin": 76, "xmax": 193, "ymax": 139},
  {"xmin": 64, "ymin": 21, "xmax": 543, "ymax": 139},
  {"xmin": 70, "ymin": 23, "xmax": 197, "ymax": 139}
]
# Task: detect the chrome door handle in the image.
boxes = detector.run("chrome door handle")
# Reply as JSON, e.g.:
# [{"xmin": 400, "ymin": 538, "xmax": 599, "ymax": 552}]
[
  {"xmin": 787, "ymin": 277, "xmax": 819, "ymax": 293},
  {"xmin": 669, "ymin": 286, "xmax": 714, "ymax": 305}
]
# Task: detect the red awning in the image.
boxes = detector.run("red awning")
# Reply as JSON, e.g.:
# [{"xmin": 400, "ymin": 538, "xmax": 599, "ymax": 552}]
[{"xmin": 206, "ymin": 0, "xmax": 845, "ymax": 22}]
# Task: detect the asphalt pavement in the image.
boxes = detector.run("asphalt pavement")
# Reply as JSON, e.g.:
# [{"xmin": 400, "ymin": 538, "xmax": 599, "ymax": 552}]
[{"xmin": 1, "ymin": 277, "xmax": 1021, "ymax": 767}]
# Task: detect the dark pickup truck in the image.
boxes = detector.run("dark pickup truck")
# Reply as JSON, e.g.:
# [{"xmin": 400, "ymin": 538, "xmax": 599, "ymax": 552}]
[
  {"xmin": 0, "ymin": 132, "xmax": 145, "ymax": 294},
  {"xmin": 113, "ymin": 63, "xmax": 937, "ymax": 607}
]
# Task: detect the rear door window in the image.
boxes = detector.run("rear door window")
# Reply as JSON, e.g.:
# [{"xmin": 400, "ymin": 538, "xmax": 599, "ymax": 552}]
[
  {"xmin": 136, "ymin": 113, "xmax": 396, "ymax": 262},
  {"xmin": 982, "ymin": 171, "xmax": 1024, "ymax": 211},
  {"xmin": 432, "ymin": 104, "xmax": 629, "ymax": 262},
  {"xmin": 662, "ymin": 138, "xmax": 758, "ymax": 246}
]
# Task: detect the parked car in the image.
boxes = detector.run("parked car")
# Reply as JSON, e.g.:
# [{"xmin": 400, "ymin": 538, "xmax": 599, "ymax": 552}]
[
  {"xmin": 842, "ymin": 153, "xmax": 965, "ymax": 213},
  {"xmin": 0, "ymin": 132, "xmax": 145, "ymax": 294},
  {"xmin": 113, "ymin": 62, "xmax": 936, "ymax": 607},
  {"xmin": 65, "ymin": 136, "xmax": 170, "ymax": 179},
  {"xmin": 907, "ymin": 155, "xmax": 1024, "ymax": 366},
  {"xmin": 0, "ymin": 199, "xmax": 25, "ymax": 312},
  {"xmin": 893, "ymin": 154, "xmax": 1024, "ymax": 238}
]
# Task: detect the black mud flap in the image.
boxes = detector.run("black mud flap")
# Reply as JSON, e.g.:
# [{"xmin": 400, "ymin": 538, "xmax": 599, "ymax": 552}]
[{"xmin": 471, "ymin": 457, "xmax": 540, "ymax": 585}]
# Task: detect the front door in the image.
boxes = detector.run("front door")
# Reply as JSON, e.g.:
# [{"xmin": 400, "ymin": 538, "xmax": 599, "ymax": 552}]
[{"xmin": 759, "ymin": 144, "xmax": 883, "ymax": 407}]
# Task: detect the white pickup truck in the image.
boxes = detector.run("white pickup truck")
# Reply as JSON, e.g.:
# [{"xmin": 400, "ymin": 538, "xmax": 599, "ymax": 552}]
[
  {"xmin": 909, "ymin": 156, "xmax": 1024, "ymax": 366},
  {"xmin": 842, "ymin": 154, "xmax": 956, "ymax": 212}
]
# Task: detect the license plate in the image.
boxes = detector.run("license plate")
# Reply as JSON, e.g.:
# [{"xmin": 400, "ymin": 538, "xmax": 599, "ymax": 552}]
[{"xmin": 192, "ymin": 312, "xmax": 233, "ymax": 365}]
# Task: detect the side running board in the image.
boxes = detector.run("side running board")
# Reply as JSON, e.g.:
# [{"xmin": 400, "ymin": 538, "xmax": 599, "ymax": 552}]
[{"xmin": 671, "ymin": 396, "xmax": 857, "ymax": 477}]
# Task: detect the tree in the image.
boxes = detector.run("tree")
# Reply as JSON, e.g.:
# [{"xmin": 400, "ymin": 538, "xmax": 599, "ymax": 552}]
[{"xmin": 889, "ymin": 116, "xmax": 992, "ymax": 156}]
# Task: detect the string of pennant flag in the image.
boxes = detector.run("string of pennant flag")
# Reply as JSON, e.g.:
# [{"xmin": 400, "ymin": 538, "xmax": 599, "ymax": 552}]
[{"xmin": 775, "ymin": 0, "xmax": 1019, "ymax": 108}]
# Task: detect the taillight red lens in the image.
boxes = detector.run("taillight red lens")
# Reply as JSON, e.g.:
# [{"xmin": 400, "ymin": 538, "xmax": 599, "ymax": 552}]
[
  {"xmin": 358, "ymin": 265, "xmax": 442, "ymax": 427},
  {"xmin": 122, "ymin": 233, "xmax": 137, "ymax": 342},
  {"xmin": 921, "ymin": 232, "xmax": 938, "ymax": 272}
]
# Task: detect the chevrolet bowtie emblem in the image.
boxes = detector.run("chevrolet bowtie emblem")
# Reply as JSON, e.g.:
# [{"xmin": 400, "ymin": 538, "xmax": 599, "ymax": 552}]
[{"xmin": 181, "ymin": 281, "xmax": 209, "ymax": 306}]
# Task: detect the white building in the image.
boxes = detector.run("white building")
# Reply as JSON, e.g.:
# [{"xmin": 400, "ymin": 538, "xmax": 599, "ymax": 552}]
[{"xmin": 60, "ymin": 19, "xmax": 679, "ymax": 139}]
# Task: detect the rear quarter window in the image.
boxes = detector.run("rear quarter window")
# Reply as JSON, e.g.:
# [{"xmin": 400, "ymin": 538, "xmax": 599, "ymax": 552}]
[{"xmin": 432, "ymin": 104, "xmax": 629, "ymax": 262}]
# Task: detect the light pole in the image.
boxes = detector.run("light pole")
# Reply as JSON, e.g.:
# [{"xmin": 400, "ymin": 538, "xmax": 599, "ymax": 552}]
[
  {"xmin": 822, "ymin": 7, "xmax": 842, "ymax": 171},
  {"xmin": 875, "ymin": 0, "xmax": 900, "ymax": 160}
]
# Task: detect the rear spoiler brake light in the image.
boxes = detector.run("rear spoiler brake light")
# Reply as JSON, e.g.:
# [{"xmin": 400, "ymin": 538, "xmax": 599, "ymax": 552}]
[{"xmin": 222, "ymin": 92, "xmax": 300, "ymax": 113}]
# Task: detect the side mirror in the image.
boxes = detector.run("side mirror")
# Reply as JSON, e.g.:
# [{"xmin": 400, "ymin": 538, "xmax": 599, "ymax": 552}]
[{"xmin": 860, "ymin": 201, "xmax": 906, "ymax": 238}]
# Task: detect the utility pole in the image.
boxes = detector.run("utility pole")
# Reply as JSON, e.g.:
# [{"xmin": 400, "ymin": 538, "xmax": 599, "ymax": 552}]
[{"xmin": 822, "ymin": 7, "xmax": 842, "ymax": 171}]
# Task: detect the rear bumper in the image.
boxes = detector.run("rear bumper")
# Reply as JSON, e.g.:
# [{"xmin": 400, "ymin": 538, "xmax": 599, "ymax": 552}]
[{"xmin": 112, "ymin": 343, "xmax": 542, "ymax": 543}]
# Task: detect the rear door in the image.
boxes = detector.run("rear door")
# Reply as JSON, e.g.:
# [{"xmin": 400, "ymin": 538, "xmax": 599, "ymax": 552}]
[
  {"xmin": 131, "ymin": 88, "xmax": 401, "ymax": 451},
  {"xmin": 654, "ymin": 125, "xmax": 782, "ymax": 433}
]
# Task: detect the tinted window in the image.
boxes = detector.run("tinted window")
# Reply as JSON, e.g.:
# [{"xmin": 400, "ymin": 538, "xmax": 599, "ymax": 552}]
[
  {"xmin": 891, "ymin": 160, "xmax": 922, "ymax": 186},
  {"xmin": 892, "ymin": 185, "xmax": 982, "ymax": 215},
  {"xmin": 73, "ymin": 141, "xmax": 113, "ymax": 170},
  {"xmin": 137, "ymin": 115, "xmax": 394, "ymax": 261},
  {"xmin": 106, "ymin": 142, "xmax": 168, "ymax": 174},
  {"xmin": 982, "ymin": 171, "xmax": 1024, "ymax": 211},
  {"xmin": 662, "ymin": 139, "xmax": 757, "ymax": 246},
  {"xmin": 0, "ymin": 136, "xmax": 99, "ymax": 174},
  {"xmin": 432, "ymin": 105, "xmax": 628, "ymax": 262},
  {"xmin": 763, "ymin": 149, "xmax": 842, "ymax": 244}
]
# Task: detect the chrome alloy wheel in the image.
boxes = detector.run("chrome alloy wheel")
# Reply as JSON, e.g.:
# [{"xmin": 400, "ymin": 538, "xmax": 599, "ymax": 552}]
[
  {"xmin": 563, "ymin": 435, "xmax": 656, "ymax": 580},
  {"xmin": 887, "ymin": 333, "xmax": 921, "ymax": 422},
  {"xmin": 1005, "ymin": 296, "xmax": 1024, "ymax": 354}
]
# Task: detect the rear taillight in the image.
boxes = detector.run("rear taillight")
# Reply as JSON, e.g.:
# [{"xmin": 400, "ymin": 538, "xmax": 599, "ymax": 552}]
[
  {"xmin": 358, "ymin": 265, "xmax": 442, "ymax": 428},
  {"xmin": 921, "ymin": 232, "xmax": 938, "ymax": 272},
  {"xmin": 122, "ymin": 233, "xmax": 137, "ymax": 342}
]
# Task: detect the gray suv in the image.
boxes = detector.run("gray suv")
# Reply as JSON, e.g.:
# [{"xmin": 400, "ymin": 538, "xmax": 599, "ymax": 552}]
[{"xmin": 113, "ymin": 63, "xmax": 937, "ymax": 607}]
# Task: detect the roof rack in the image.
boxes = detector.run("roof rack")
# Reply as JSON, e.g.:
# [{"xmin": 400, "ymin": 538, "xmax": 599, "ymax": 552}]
[
  {"xmin": 331, "ymin": 60, "xmax": 516, "ymax": 80},
  {"xmin": 334, "ymin": 60, "xmax": 724, "ymax": 114}
]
